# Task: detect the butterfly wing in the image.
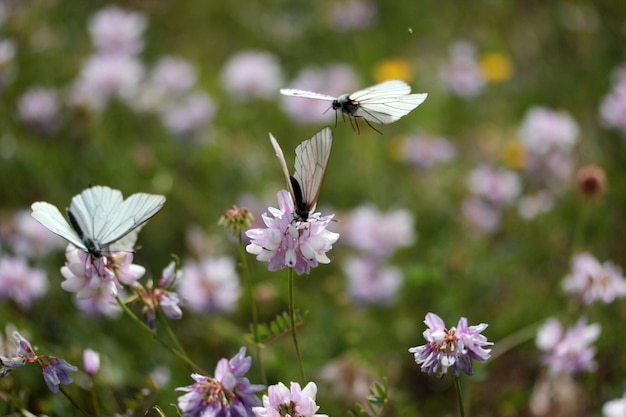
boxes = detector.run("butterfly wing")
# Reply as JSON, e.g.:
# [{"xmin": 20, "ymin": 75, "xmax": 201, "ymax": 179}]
[
  {"xmin": 269, "ymin": 133, "xmax": 297, "ymax": 203},
  {"xmin": 69, "ymin": 186, "xmax": 166, "ymax": 249},
  {"xmin": 348, "ymin": 80, "xmax": 428, "ymax": 124},
  {"xmin": 292, "ymin": 127, "xmax": 333, "ymax": 213},
  {"xmin": 31, "ymin": 202, "xmax": 87, "ymax": 251},
  {"xmin": 280, "ymin": 89, "xmax": 337, "ymax": 101}
]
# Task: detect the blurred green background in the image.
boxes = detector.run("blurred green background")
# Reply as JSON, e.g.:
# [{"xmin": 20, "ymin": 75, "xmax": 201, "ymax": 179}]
[{"xmin": 1, "ymin": 0, "xmax": 626, "ymax": 416}]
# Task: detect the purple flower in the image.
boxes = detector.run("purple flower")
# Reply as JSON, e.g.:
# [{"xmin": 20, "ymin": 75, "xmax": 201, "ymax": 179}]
[
  {"xmin": 42, "ymin": 357, "xmax": 78, "ymax": 393},
  {"xmin": 562, "ymin": 253, "xmax": 626, "ymax": 305},
  {"xmin": 220, "ymin": 50, "xmax": 283, "ymax": 100},
  {"xmin": 178, "ymin": 256, "xmax": 241, "ymax": 314},
  {"xmin": 409, "ymin": 313, "xmax": 492, "ymax": 377},
  {"xmin": 536, "ymin": 317, "xmax": 601, "ymax": 375},
  {"xmin": 176, "ymin": 347, "xmax": 263, "ymax": 417},
  {"xmin": 517, "ymin": 191, "xmax": 555, "ymax": 220},
  {"xmin": 245, "ymin": 190, "xmax": 339, "ymax": 275},
  {"xmin": 88, "ymin": 6, "xmax": 147, "ymax": 55},
  {"xmin": 0, "ymin": 255, "xmax": 49, "ymax": 309},
  {"xmin": 83, "ymin": 349, "xmax": 100, "ymax": 375},
  {"xmin": 253, "ymin": 381, "xmax": 328, "ymax": 417},
  {"xmin": 439, "ymin": 41, "xmax": 486, "ymax": 98},
  {"xmin": 599, "ymin": 64, "xmax": 626, "ymax": 134},
  {"xmin": 342, "ymin": 204, "xmax": 414, "ymax": 258},
  {"xmin": 462, "ymin": 196, "xmax": 502, "ymax": 233},
  {"xmin": 281, "ymin": 64, "xmax": 359, "ymax": 124},
  {"xmin": 400, "ymin": 134, "xmax": 457, "ymax": 170},
  {"xmin": 343, "ymin": 256, "xmax": 403, "ymax": 306},
  {"xmin": 17, "ymin": 87, "xmax": 62, "ymax": 133}
]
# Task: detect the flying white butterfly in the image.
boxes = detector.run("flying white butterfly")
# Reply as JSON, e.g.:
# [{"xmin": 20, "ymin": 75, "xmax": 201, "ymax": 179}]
[
  {"xmin": 280, "ymin": 79, "xmax": 427, "ymax": 132},
  {"xmin": 31, "ymin": 186, "xmax": 166, "ymax": 257},
  {"xmin": 269, "ymin": 127, "xmax": 333, "ymax": 221}
]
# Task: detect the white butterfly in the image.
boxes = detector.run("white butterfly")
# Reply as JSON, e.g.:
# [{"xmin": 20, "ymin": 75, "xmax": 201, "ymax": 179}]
[
  {"xmin": 31, "ymin": 186, "xmax": 166, "ymax": 257},
  {"xmin": 280, "ymin": 79, "xmax": 427, "ymax": 131},
  {"xmin": 269, "ymin": 127, "xmax": 333, "ymax": 221}
]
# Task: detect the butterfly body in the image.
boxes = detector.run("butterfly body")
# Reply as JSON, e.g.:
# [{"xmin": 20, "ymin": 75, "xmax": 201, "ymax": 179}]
[{"xmin": 270, "ymin": 128, "xmax": 333, "ymax": 222}]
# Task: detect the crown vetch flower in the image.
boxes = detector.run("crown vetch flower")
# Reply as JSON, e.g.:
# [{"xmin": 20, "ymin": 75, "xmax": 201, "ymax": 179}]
[
  {"xmin": 253, "ymin": 381, "xmax": 328, "ymax": 417},
  {"xmin": 562, "ymin": 253, "xmax": 626, "ymax": 305},
  {"xmin": 246, "ymin": 190, "xmax": 339, "ymax": 275},
  {"xmin": 409, "ymin": 313, "xmax": 492, "ymax": 377},
  {"xmin": 176, "ymin": 347, "xmax": 263, "ymax": 417}
]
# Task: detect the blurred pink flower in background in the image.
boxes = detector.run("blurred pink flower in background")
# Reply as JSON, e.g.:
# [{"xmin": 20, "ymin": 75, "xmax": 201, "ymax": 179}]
[
  {"xmin": 281, "ymin": 64, "xmax": 360, "ymax": 124},
  {"xmin": 342, "ymin": 204, "xmax": 414, "ymax": 258},
  {"xmin": 82, "ymin": 349, "xmax": 100, "ymax": 375},
  {"xmin": 74, "ymin": 289, "xmax": 122, "ymax": 318},
  {"xmin": 0, "ymin": 255, "xmax": 48, "ymax": 309},
  {"xmin": 517, "ymin": 191, "xmax": 555, "ymax": 220},
  {"xmin": 70, "ymin": 54, "xmax": 145, "ymax": 112},
  {"xmin": 536, "ymin": 317, "xmax": 601, "ymax": 376},
  {"xmin": 467, "ymin": 164, "xmax": 521, "ymax": 208},
  {"xmin": 220, "ymin": 50, "xmax": 283, "ymax": 100},
  {"xmin": 562, "ymin": 253, "xmax": 626, "ymax": 305},
  {"xmin": 401, "ymin": 134, "xmax": 457, "ymax": 170},
  {"xmin": 439, "ymin": 41, "xmax": 486, "ymax": 98},
  {"xmin": 160, "ymin": 92, "xmax": 217, "ymax": 140},
  {"xmin": 599, "ymin": 64, "xmax": 626, "ymax": 134},
  {"xmin": 6, "ymin": 210, "xmax": 65, "ymax": 257},
  {"xmin": 17, "ymin": 87, "xmax": 62, "ymax": 134},
  {"xmin": 327, "ymin": 1, "xmax": 376, "ymax": 31},
  {"xmin": 88, "ymin": 6, "xmax": 147, "ymax": 55},
  {"xmin": 462, "ymin": 196, "xmax": 502, "ymax": 234},
  {"xmin": 179, "ymin": 256, "xmax": 241, "ymax": 314},
  {"xmin": 343, "ymin": 256, "xmax": 402, "ymax": 306},
  {"xmin": 518, "ymin": 107, "xmax": 579, "ymax": 155},
  {"xmin": 0, "ymin": 39, "xmax": 16, "ymax": 88}
]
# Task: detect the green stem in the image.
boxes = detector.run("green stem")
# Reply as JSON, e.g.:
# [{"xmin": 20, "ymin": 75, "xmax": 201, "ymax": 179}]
[
  {"xmin": 238, "ymin": 233, "xmax": 266, "ymax": 384},
  {"xmin": 454, "ymin": 375, "xmax": 466, "ymax": 417},
  {"xmin": 288, "ymin": 267, "xmax": 306, "ymax": 383},
  {"xmin": 115, "ymin": 296, "xmax": 205, "ymax": 373},
  {"xmin": 59, "ymin": 386, "xmax": 90, "ymax": 417},
  {"xmin": 89, "ymin": 377, "xmax": 101, "ymax": 417}
]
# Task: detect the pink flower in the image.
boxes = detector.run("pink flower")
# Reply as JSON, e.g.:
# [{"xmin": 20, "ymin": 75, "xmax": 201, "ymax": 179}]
[
  {"xmin": 462, "ymin": 196, "xmax": 502, "ymax": 233},
  {"xmin": 160, "ymin": 92, "xmax": 217, "ymax": 140},
  {"xmin": 83, "ymin": 349, "xmax": 100, "ymax": 375},
  {"xmin": 342, "ymin": 204, "xmax": 414, "ymax": 258},
  {"xmin": 178, "ymin": 256, "xmax": 241, "ymax": 314},
  {"xmin": 281, "ymin": 64, "xmax": 360, "ymax": 124},
  {"xmin": 536, "ymin": 317, "xmax": 601, "ymax": 375},
  {"xmin": 467, "ymin": 164, "xmax": 521, "ymax": 207},
  {"xmin": 409, "ymin": 313, "xmax": 492, "ymax": 377},
  {"xmin": 401, "ymin": 134, "xmax": 457, "ymax": 170},
  {"xmin": 0, "ymin": 255, "xmax": 48, "ymax": 309},
  {"xmin": 562, "ymin": 253, "xmax": 626, "ymax": 305},
  {"xmin": 88, "ymin": 6, "xmax": 147, "ymax": 55},
  {"xmin": 220, "ymin": 50, "xmax": 283, "ymax": 100},
  {"xmin": 327, "ymin": 1, "xmax": 376, "ymax": 31},
  {"xmin": 253, "ymin": 381, "xmax": 328, "ymax": 417},
  {"xmin": 518, "ymin": 106, "xmax": 579, "ymax": 155},
  {"xmin": 7, "ymin": 209, "xmax": 66, "ymax": 257},
  {"xmin": 439, "ymin": 41, "xmax": 486, "ymax": 98},
  {"xmin": 343, "ymin": 256, "xmax": 402, "ymax": 306},
  {"xmin": 17, "ymin": 87, "xmax": 61, "ymax": 133},
  {"xmin": 599, "ymin": 64, "xmax": 626, "ymax": 134},
  {"xmin": 245, "ymin": 191, "xmax": 339, "ymax": 275}
]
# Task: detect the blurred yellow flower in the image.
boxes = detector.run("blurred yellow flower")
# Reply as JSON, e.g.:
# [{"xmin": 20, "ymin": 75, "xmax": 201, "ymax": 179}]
[
  {"xmin": 480, "ymin": 53, "xmax": 513, "ymax": 83},
  {"xmin": 388, "ymin": 135, "xmax": 406, "ymax": 161},
  {"xmin": 373, "ymin": 59, "xmax": 412, "ymax": 83},
  {"xmin": 501, "ymin": 140, "xmax": 526, "ymax": 169}
]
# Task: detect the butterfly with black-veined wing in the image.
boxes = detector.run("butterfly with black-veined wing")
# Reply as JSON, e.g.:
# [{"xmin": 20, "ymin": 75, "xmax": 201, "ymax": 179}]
[
  {"xmin": 31, "ymin": 186, "xmax": 166, "ymax": 257},
  {"xmin": 269, "ymin": 127, "xmax": 333, "ymax": 221},
  {"xmin": 280, "ymin": 79, "xmax": 427, "ymax": 133}
]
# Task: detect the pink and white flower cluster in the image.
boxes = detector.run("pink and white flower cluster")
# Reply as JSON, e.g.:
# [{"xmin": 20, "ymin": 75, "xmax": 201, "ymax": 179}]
[
  {"xmin": 562, "ymin": 252, "xmax": 626, "ymax": 305},
  {"xmin": 246, "ymin": 190, "xmax": 339, "ymax": 275},
  {"xmin": 599, "ymin": 63, "xmax": 626, "ymax": 135},
  {"xmin": 253, "ymin": 381, "xmax": 328, "ymax": 417},
  {"xmin": 536, "ymin": 317, "xmax": 601, "ymax": 375}
]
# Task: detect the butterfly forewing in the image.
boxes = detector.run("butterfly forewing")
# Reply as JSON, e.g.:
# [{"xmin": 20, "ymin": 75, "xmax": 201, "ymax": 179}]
[
  {"xmin": 348, "ymin": 80, "xmax": 412, "ymax": 101},
  {"xmin": 293, "ymin": 127, "xmax": 333, "ymax": 213},
  {"xmin": 279, "ymin": 89, "xmax": 336, "ymax": 101},
  {"xmin": 31, "ymin": 202, "xmax": 86, "ymax": 251},
  {"xmin": 69, "ymin": 186, "xmax": 124, "ymax": 245},
  {"xmin": 270, "ymin": 133, "xmax": 297, "ymax": 202}
]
